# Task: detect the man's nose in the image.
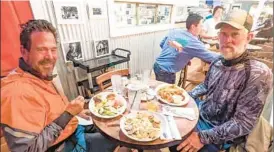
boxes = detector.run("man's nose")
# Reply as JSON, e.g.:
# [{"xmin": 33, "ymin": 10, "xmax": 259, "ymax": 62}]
[
  {"xmin": 224, "ymin": 35, "xmax": 233, "ymax": 43},
  {"xmin": 45, "ymin": 50, "xmax": 54, "ymax": 59}
]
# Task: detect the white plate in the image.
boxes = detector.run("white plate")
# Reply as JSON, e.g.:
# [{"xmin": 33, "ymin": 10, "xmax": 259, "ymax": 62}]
[
  {"xmin": 89, "ymin": 92, "xmax": 127, "ymax": 119},
  {"xmin": 120, "ymin": 111, "xmax": 163, "ymax": 142},
  {"xmin": 127, "ymin": 83, "xmax": 149, "ymax": 91},
  {"xmin": 155, "ymin": 84, "xmax": 190, "ymax": 106},
  {"xmin": 76, "ymin": 116, "xmax": 93, "ymax": 126}
]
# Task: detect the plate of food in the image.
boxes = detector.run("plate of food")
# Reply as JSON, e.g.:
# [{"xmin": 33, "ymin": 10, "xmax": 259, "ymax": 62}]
[
  {"xmin": 89, "ymin": 92, "xmax": 127, "ymax": 118},
  {"xmin": 120, "ymin": 111, "xmax": 162, "ymax": 142},
  {"xmin": 155, "ymin": 84, "xmax": 189, "ymax": 106}
]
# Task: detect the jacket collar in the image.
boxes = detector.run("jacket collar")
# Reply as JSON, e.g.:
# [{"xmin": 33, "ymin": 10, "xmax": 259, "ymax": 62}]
[{"xmin": 19, "ymin": 57, "xmax": 56, "ymax": 81}]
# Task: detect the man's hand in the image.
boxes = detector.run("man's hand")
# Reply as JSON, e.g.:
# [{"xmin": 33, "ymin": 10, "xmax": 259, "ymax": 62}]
[
  {"xmin": 65, "ymin": 96, "xmax": 85, "ymax": 116},
  {"xmin": 78, "ymin": 109, "xmax": 92, "ymax": 120},
  {"xmin": 168, "ymin": 41, "xmax": 183, "ymax": 52},
  {"xmin": 177, "ymin": 132, "xmax": 204, "ymax": 152}
]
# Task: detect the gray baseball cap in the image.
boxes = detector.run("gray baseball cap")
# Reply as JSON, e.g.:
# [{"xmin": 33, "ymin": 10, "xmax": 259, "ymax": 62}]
[{"xmin": 215, "ymin": 9, "xmax": 253, "ymax": 31}]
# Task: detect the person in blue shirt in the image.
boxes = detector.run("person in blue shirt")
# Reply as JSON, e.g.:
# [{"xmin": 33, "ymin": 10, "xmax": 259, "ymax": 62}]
[{"xmin": 153, "ymin": 13, "xmax": 220, "ymax": 84}]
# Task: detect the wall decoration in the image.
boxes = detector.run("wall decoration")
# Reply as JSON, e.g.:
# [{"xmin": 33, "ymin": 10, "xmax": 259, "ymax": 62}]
[
  {"xmin": 156, "ymin": 5, "xmax": 172, "ymax": 24},
  {"xmin": 138, "ymin": 4, "xmax": 157, "ymax": 25},
  {"xmin": 53, "ymin": 1, "xmax": 84, "ymax": 24},
  {"xmin": 174, "ymin": 6, "xmax": 188, "ymax": 23},
  {"xmin": 93, "ymin": 39, "xmax": 110, "ymax": 58},
  {"xmin": 114, "ymin": 2, "xmax": 137, "ymax": 27},
  {"xmin": 88, "ymin": 1, "xmax": 107, "ymax": 19},
  {"xmin": 62, "ymin": 41, "xmax": 83, "ymax": 62}
]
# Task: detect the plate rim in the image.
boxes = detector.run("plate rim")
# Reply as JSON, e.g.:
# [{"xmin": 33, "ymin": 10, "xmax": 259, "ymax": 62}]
[
  {"xmin": 89, "ymin": 92, "xmax": 127, "ymax": 119},
  {"xmin": 155, "ymin": 83, "xmax": 190, "ymax": 106},
  {"xmin": 126, "ymin": 83, "xmax": 149, "ymax": 91},
  {"xmin": 120, "ymin": 111, "xmax": 162, "ymax": 142}
]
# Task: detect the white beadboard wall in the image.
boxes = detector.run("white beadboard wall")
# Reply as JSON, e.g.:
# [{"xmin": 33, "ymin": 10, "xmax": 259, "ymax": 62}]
[{"xmin": 30, "ymin": 0, "xmax": 171, "ymax": 100}]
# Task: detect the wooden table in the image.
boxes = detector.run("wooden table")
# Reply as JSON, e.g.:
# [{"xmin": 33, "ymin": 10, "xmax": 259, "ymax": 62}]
[{"xmin": 91, "ymin": 80, "xmax": 199, "ymax": 150}]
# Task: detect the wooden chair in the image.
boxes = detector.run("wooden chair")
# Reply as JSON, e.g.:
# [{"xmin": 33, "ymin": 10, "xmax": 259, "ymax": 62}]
[
  {"xmin": 96, "ymin": 69, "xmax": 129, "ymax": 91},
  {"xmin": 178, "ymin": 65, "xmax": 206, "ymax": 90}
]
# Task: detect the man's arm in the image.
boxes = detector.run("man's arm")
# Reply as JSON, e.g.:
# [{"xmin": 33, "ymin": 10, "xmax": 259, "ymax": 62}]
[
  {"xmin": 1, "ymin": 111, "xmax": 73, "ymax": 152},
  {"xmin": 160, "ymin": 36, "xmax": 168, "ymax": 49},
  {"xmin": 198, "ymin": 67, "xmax": 273, "ymax": 145},
  {"xmin": 1, "ymin": 82, "xmax": 84, "ymax": 152}
]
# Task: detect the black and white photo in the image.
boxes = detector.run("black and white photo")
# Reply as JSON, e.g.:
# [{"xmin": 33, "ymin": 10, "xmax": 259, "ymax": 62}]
[
  {"xmin": 53, "ymin": 1, "xmax": 84, "ymax": 24},
  {"xmin": 94, "ymin": 39, "xmax": 110, "ymax": 58},
  {"xmin": 62, "ymin": 41, "xmax": 83, "ymax": 62},
  {"xmin": 89, "ymin": 1, "xmax": 107, "ymax": 19}
]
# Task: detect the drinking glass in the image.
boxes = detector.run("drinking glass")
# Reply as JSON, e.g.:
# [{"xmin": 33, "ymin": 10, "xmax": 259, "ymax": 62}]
[{"xmin": 111, "ymin": 75, "xmax": 122, "ymax": 94}]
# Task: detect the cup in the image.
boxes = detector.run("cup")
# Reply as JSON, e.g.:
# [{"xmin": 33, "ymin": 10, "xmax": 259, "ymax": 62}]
[
  {"xmin": 142, "ymin": 69, "xmax": 150, "ymax": 84},
  {"xmin": 146, "ymin": 100, "xmax": 159, "ymax": 112},
  {"xmin": 111, "ymin": 75, "xmax": 122, "ymax": 94}
]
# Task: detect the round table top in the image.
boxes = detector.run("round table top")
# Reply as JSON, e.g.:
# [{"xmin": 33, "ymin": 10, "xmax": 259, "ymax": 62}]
[{"xmin": 91, "ymin": 80, "xmax": 199, "ymax": 150}]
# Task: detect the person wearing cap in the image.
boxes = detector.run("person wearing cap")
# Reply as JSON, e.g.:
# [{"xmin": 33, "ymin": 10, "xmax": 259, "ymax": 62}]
[
  {"xmin": 153, "ymin": 13, "xmax": 220, "ymax": 84},
  {"xmin": 1, "ymin": 20, "xmax": 117, "ymax": 152},
  {"xmin": 169, "ymin": 9, "xmax": 273, "ymax": 152}
]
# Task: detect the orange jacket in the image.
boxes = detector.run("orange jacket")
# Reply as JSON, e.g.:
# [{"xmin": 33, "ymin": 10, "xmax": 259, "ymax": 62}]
[{"xmin": 1, "ymin": 68, "xmax": 78, "ymax": 146}]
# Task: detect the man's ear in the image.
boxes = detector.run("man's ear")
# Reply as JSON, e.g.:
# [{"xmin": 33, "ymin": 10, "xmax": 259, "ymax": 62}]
[
  {"xmin": 20, "ymin": 46, "xmax": 29, "ymax": 58},
  {"xmin": 247, "ymin": 32, "xmax": 254, "ymax": 43}
]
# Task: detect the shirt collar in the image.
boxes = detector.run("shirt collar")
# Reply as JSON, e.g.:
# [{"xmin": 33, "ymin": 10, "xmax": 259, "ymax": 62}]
[{"xmin": 19, "ymin": 57, "xmax": 57, "ymax": 81}]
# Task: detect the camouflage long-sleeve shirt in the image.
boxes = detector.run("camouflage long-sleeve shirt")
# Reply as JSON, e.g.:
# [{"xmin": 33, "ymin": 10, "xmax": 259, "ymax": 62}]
[{"xmin": 189, "ymin": 58, "xmax": 273, "ymax": 145}]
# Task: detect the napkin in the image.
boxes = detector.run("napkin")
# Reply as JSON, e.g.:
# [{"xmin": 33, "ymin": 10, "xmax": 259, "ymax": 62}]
[{"xmin": 162, "ymin": 106, "xmax": 196, "ymax": 121}]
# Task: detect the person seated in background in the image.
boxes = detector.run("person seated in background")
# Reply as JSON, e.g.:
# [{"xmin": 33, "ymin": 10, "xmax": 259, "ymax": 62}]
[
  {"xmin": 200, "ymin": 6, "xmax": 224, "ymax": 40},
  {"xmin": 153, "ymin": 13, "xmax": 220, "ymax": 84},
  {"xmin": 1, "ymin": 19, "xmax": 117, "ymax": 152},
  {"xmin": 169, "ymin": 9, "xmax": 273, "ymax": 152}
]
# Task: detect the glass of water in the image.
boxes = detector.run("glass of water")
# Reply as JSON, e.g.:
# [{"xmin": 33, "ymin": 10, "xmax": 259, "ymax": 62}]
[{"xmin": 111, "ymin": 75, "xmax": 122, "ymax": 94}]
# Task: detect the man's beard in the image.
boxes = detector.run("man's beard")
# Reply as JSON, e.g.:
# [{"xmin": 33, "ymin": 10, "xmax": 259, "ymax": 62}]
[{"xmin": 34, "ymin": 59, "xmax": 55, "ymax": 77}]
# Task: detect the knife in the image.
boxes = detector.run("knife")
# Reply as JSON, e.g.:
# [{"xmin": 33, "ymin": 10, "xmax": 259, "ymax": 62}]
[{"xmin": 166, "ymin": 115, "xmax": 182, "ymax": 140}]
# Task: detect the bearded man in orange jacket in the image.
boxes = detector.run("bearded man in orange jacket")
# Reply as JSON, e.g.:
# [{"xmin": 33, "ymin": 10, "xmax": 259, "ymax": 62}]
[{"xmin": 1, "ymin": 19, "xmax": 117, "ymax": 152}]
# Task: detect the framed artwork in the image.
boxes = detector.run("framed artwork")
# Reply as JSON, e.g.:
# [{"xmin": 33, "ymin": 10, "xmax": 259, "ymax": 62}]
[
  {"xmin": 156, "ymin": 5, "xmax": 172, "ymax": 24},
  {"xmin": 53, "ymin": 1, "xmax": 84, "ymax": 24},
  {"xmin": 114, "ymin": 2, "xmax": 137, "ymax": 27},
  {"xmin": 62, "ymin": 41, "xmax": 83, "ymax": 62},
  {"xmin": 138, "ymin": 4, "xmax": 157, "ymax": 25},
  {"xmin": 231, "ymin": 4, "xmax": 241, "ymax": 10},
  {"xmin": 93, "ymin": 39, "xmax": 110, "ymax": 58},
  {"xmin": 88, "ymin": 1, "xmax": 107, "ymax": 19}
]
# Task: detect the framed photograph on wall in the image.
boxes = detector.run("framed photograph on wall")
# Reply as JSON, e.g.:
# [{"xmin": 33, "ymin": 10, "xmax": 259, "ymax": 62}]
[
  {"xmin": 93, "ymin": 39, "xmax": 110, "ymax": 58},
  {"xmin": 62, "ymin": 41, "xmax": 83, "ymax": 62},
  {"xmin": 88, "ymin": 1, "xmax": 107, "ymax": 19},
  {"xmin": 231, "ymin": 4, "xmax": 241, "ymax": 10},
  {"xmin": 53, "ymin": 1, "xmax": 84, "ymax": 24}
]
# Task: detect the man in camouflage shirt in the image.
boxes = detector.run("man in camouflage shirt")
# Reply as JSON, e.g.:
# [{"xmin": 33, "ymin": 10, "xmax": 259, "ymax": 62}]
[{"xmin": 170, "ymin": 9, "xmax": 273, "ymax": 152}]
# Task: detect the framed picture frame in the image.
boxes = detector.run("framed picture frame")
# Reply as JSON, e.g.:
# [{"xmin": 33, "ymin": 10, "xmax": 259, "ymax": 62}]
[
  {"xmin": 88, "ymin": 1, "xmax": 107, "ymax": 19},
  {"xmin": 61, "ymin": 41, "xmax": 83, "ymax": 62},
  {"xmin": 231, "ymin": 4, "xmax": 241, "ymax": 10},
  {"xmin": 93, "ymin": 39, "xmax": 110, "ymax": 58},
  {"xmin": 53, "ymin": 0, "xmax": 85, "ymax": 24}
]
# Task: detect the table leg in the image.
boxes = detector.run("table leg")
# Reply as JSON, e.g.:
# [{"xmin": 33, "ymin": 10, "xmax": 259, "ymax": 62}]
[{"xmin": 87, "ymin": 73, "xmax": 93, "ymax": 89}]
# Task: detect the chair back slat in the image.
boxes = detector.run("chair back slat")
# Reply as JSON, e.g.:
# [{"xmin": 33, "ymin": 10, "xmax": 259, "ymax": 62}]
[{"xmin": 96, "ymin": 69, "xmax": 129, "ymax": 91}]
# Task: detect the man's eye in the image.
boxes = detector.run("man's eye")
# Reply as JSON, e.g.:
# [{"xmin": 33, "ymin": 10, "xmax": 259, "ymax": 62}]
[
  {"xmin": 36, "ymin": 48, "xmax": 41, "ymax": 51},
  {"xmin": 232, "ymin": 33, "xmax": 239, "ymax": 37}
]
